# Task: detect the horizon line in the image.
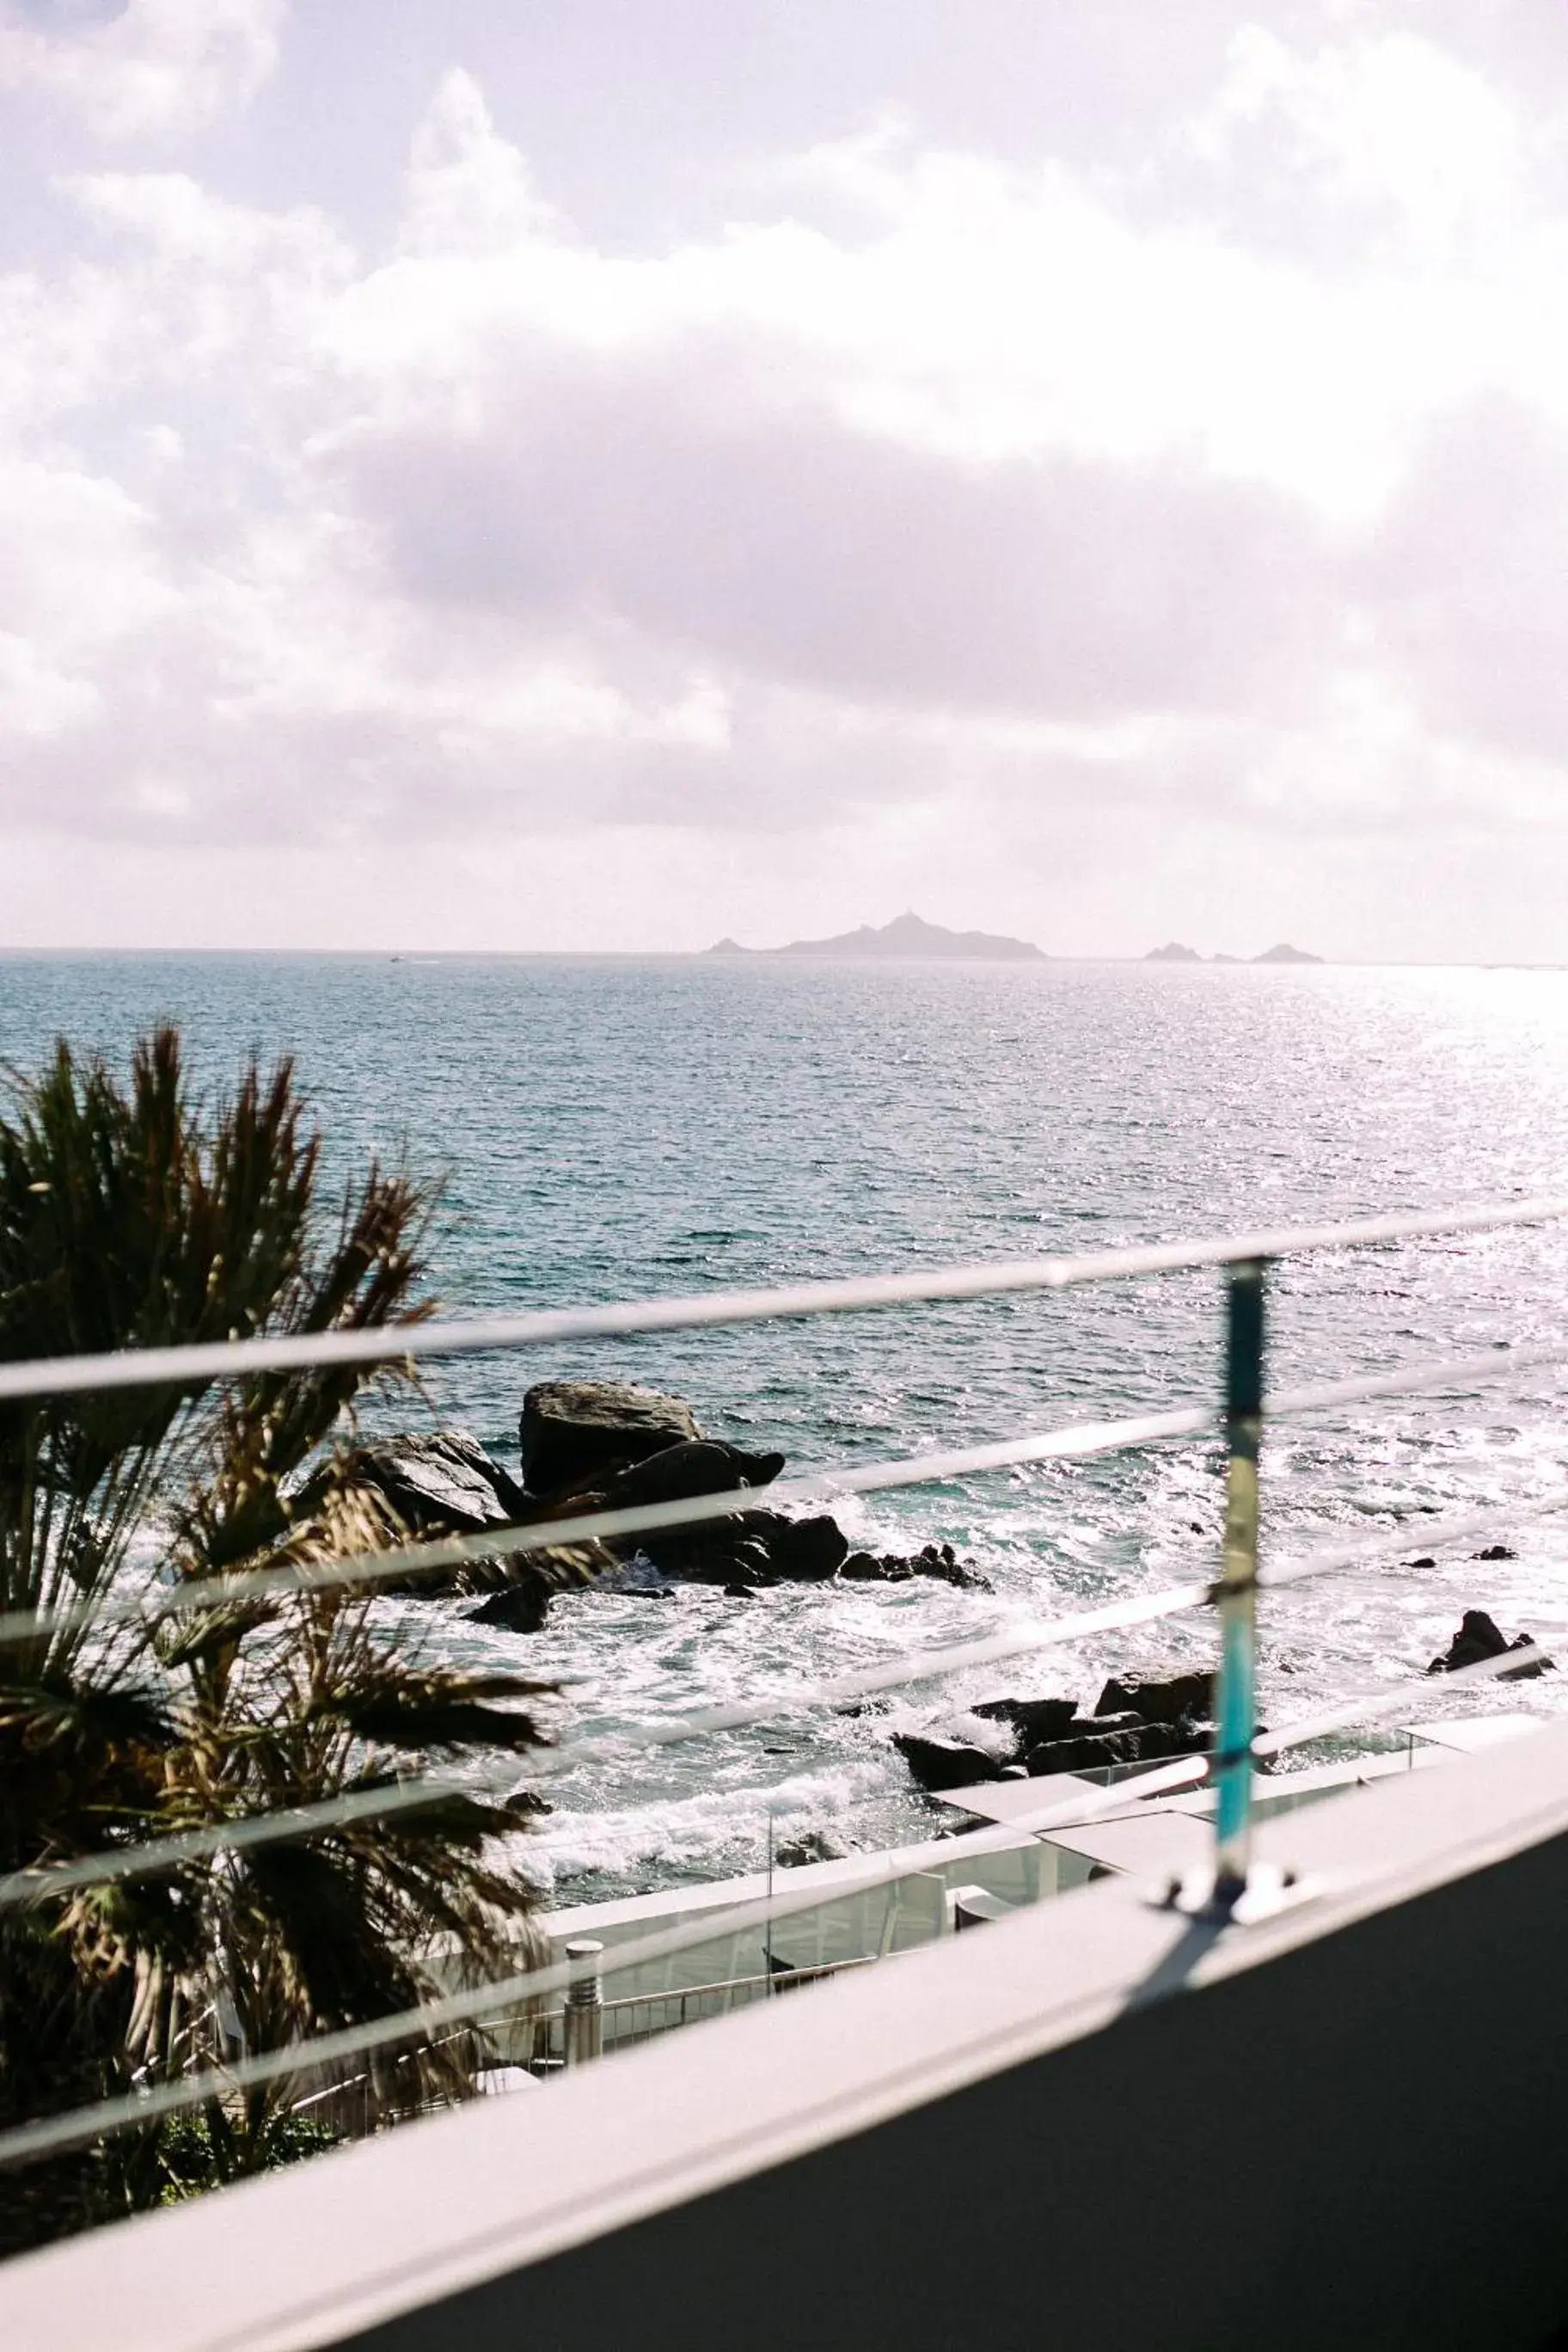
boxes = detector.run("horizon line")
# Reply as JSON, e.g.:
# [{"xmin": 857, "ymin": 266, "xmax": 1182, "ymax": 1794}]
[{"xmin": 2, "ymin": 946, "xmax": 1566, "ymax": 971}]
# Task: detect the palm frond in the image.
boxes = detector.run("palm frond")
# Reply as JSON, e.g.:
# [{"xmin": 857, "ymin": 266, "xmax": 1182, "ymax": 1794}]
[{"xmin": 0, "ymin": 1026, "xmax": 552, "ymax": 2245}]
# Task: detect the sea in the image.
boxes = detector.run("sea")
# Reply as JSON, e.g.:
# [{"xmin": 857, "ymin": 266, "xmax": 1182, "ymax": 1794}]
[{"xmin": 3, "ymin": 952, "xmax": 1567, "ymax": 1902}]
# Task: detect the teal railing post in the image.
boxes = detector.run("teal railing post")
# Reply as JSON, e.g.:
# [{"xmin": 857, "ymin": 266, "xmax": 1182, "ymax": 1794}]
[{"xmin": 1214, "ymin": 1259, "xmax": 1265, "ymax": 1902}]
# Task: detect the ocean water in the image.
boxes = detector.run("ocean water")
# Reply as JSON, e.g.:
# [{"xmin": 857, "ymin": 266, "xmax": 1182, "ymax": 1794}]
[{"xmin": 3, "ymin": 952, "xmax": 1567, "ymax": 1899}]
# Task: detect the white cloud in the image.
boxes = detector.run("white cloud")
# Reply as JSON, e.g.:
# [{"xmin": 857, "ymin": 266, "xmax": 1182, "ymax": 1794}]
[
  {"xmin": 0, "ymin": 0, "xmax": 285, "ymax": 138},
  {"xmin": 402, "ymin": 67, "xmax": 560, "ymax": 258},
  {"xmin": 1, "ymin": 27, "xmax": 1566, "ymax": 954},
  {"xmin": 1192, "ymin": 27, "xmax": 1522, "ymax": 248}
]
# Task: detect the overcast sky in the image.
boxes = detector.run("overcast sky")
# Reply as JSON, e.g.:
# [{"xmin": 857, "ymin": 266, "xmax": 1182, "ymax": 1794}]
[{"xmin": 3, "ymin": 1, "xmax": 1566, "ymax": 959}]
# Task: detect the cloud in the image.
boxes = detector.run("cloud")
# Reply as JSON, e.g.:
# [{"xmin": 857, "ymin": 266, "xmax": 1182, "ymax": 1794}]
[
  {"xmin": 1367, "ymin": 398, "xmax": 1568, "ymax": 769},
  {"xmin": 1189, "ymin": 27, "xmax": 1524, "ymax": 252},
  {"xmin": 342, "ymin": 375, "xmax": 1336, "ymax": 726},
  {"xmin": 0, "ymin": 0, "xmax": 284, "ymax": 138},
  {"xmin": 0, "ymin": 29, "xmax": 1566, "ymax": 952}
]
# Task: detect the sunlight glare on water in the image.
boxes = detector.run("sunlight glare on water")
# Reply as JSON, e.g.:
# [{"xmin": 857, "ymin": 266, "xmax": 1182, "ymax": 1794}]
[{"xmin": 3, "ymin": 952, "xmax": 1566, "ymax": 1897}]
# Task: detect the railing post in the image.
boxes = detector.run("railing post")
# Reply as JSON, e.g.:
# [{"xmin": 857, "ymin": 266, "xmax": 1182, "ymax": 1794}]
[
  {"xmin": 1214, "ymin": 1259, "xmax": 1265, "ymax": 1904},
  {"xmin": 563, "ymin": 1939, "xmax": 604, "ymax": 2066}
]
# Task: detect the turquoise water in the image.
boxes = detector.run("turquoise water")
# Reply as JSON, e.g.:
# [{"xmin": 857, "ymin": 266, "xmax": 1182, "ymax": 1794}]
[{"xmin": 3, "ymin": 952, "xmax": 1567, "ymax": 1895}]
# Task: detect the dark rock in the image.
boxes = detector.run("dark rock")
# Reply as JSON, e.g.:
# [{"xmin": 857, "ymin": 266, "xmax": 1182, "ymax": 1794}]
[
  {"xmin": 520, "ymin": 1380, "xmax": 701, "ymax": 1496},
  {"xmin": 346, "ymin": 1430, "xmax": 611, "ymax": 1622},
  {"xmin": 753, "ymin": 1513, "xmax": 849, "ymax": 1581},
  {"xmin": 1021, "ymin": 1729, "xmax": 1146, "ymax": 1775},
  {"xmin": 1426, "ymin": 1608, "xmax": 1553, "ymax": 1679},
  {"xmin": 839, "ymin": 1543, "xmax": 990, "ymax": 1591},
  {"xmin": 354, "ymin": 1430, "xmax": 528, "ymax": 1534},
  {"xmin": 1023, "ymin": 1715, "xmax": 1211, "ymax": 1777},
  {"xmin": 1094, "ymin": 1671, "xmax": 1215, "ymax": 1728},
  {"xmin": 973, "ymin": 1695, "xmax": 1080, "ymax": 1745},
  {"xmin": 468, "ymin": 1582, "xmax": 554, "ymax": 1634},
  {"xmin": 640, "ymin": 1508, "xmax": 842, "ymax": 1585},
  {"xmin": 645, "ymin": 1525, "xmax": 775, "ymax": 1586},
  {"xmin": 714, "ymin": 1537, "xmax": 776, "ymax": 1586},
  {"xmin": 1407, "ymin": 1556, "xmax": 1437, "ymax": 1569},
  {"xmin": 502, "ymin": 1789, "xmax": 552, "ymax": 1817},
  {"xmin": 775, "ymin": 1830, "xmax": 848, "ymax": 1868},
  {"xmin": 723, "ymin": 1583, "xmax": 757, "ymax": 1601},
  {"xmin": 1475, "ymin": 1544, "xmax": 1517, "ymax": 1561},
  {"xmin": 910, "ymin": 1542, "xmax": 992, "ymax": 1592},
  {"xmin": 894, "ymin": 1734, "xmax": 1007, "ymax": 1792},
  {"xmin": 1128, "ymin": 1719, "xmax": 1212, "ymax": 1761},
  {"xmin": 554, "ymin": 1437, "xmax": 786, "ymax": 1518}
]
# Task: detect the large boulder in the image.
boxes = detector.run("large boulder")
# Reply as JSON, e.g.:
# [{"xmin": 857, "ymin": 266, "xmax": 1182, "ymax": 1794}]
[
  {"xmin": 1094, "ymin": 1671, "xmax": 1215, "ymax": 1728},
  {"xmin": 465, "ymin": 1558, "xmax": 602, "ymax": 1635},
  {"xmin": 353, "ymin": 1430, "xmax": 529, "ymax": 1532},
  {"xmin": 346, "ymin": 1430, "xmax": 610, "ymax": 1620},
  {"xmin": 1023, "ymin": 1718, "xmax": 1206, "ymax": 1776},
  {"xmin": 735, "ymin": 1511, "xmax": 848, "ymax": 1582},
  {"xmin": 642, "ymin": 1506, "xmax": 843, "ymax": 1584},
  {"xmin": 520, "ymin": 1381, "xmax": 701, "ymax": 1496},
  {"xmin": 972, "ymin": 1694, "xmax": 1079, "ymax": 1745},
  {"xmin": 894, "ymin": 1734, "xmax": 1007, "ymax": 1792},
  {"xmin": 541, "ymin": 1438, "xmax": 785, "ymax": 1521},
  {"xmin": 1426, "ymin": 1608, "xmax": 1553, "ymax": 1680},
  {"xmin": 1020, "ymin": 1727, "xmax": 1147, "ymax": 1775}
]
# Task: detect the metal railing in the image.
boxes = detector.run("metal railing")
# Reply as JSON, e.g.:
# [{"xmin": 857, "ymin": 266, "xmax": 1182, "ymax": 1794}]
[
  {"xmin": 2, "ymin": 1195, "xmax": 1566, "ymax": 2172},
  {"xmin": 527, "ymin": 1954, "xmax": 878, "ymax": 2067}
]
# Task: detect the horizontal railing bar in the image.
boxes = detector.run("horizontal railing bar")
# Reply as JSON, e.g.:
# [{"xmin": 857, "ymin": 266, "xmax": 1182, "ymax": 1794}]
[
  {"xmin": 579, "ymin": 1484, "xmax": 1568, "ymax": 1763},
  {"xmin": 0, "ymin": 1777, "xmax": 484, "ymax": 1914},
  {"xmin": 2, "ymin": 1196, "xmax": 1565, "ymax": 1407},
  {"xmin": 541, "ymin": 1956, "xmax": 879, "ymax": 2029},
  {"xmin": 1253, "ymin": 1645, "xmax": 1553, "ymax": 1755},
  {"xmin": 4, "ymin": 1338, "xmax": 1564, "ymax": 1657},
  {"xmin": 0, "ymin": 1755, "xmax": 1214, "ymax": 2172},
  {"xmin": 1259, "ymin": 1491, "xmax": 1568, "ymax": 1597},
  {"xmin": 0, "ymin": 1578, "xmax": 1218, "ymax": 1914},
  {"xmin": 0, "ymin": 1400, "xmax": 1217, "ymax": 1653},
  {"xmin": 0, "ymin": 1633, "xmax": 1542, "ymax": 2175},
  {"xmin": 8, "ymin": 1486, "xmax": 1565, "ymax": 1911}
]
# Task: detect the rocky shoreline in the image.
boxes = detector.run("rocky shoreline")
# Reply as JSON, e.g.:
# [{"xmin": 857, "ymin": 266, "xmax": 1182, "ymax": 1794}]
[
  {"xmin": 350, "ymin": 1379, "xmax": 1552, "ymax": 1795},
  {"xmin": 348, "ymin": 1379, "xmax": 992, "ymax": 1637}
]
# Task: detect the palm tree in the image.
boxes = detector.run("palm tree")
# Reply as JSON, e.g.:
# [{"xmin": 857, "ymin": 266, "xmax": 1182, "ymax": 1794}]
[{"xmin": 0, "ymin": 1029, "xmax": 549, "ymax": 2251}]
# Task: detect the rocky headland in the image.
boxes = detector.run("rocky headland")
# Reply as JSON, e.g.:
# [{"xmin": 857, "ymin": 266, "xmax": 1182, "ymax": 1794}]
[{"xmin": 708, "ymin": 911, "xmax": 1044, "ymax": 960}]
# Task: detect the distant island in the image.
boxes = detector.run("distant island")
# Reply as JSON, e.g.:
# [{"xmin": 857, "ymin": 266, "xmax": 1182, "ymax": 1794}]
[
  {"xmin": 1143, "ymin": 942, "xmax": 1326, "ymax": 965},
  {"xmin": 707, "ymin": 911, "xmax": 1045, "ymax": 961}
]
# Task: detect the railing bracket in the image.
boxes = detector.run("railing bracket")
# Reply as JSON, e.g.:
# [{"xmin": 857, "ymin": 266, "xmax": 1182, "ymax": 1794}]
[{"xmin": 1155, "ymin": 1860, "xmax": 1319, "ymax": 1926}]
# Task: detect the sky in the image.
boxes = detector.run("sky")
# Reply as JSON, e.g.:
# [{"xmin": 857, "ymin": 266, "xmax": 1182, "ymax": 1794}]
[{"xmin": 2, "ymin": 1, "xmax": 1567, "ymax": 959}]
